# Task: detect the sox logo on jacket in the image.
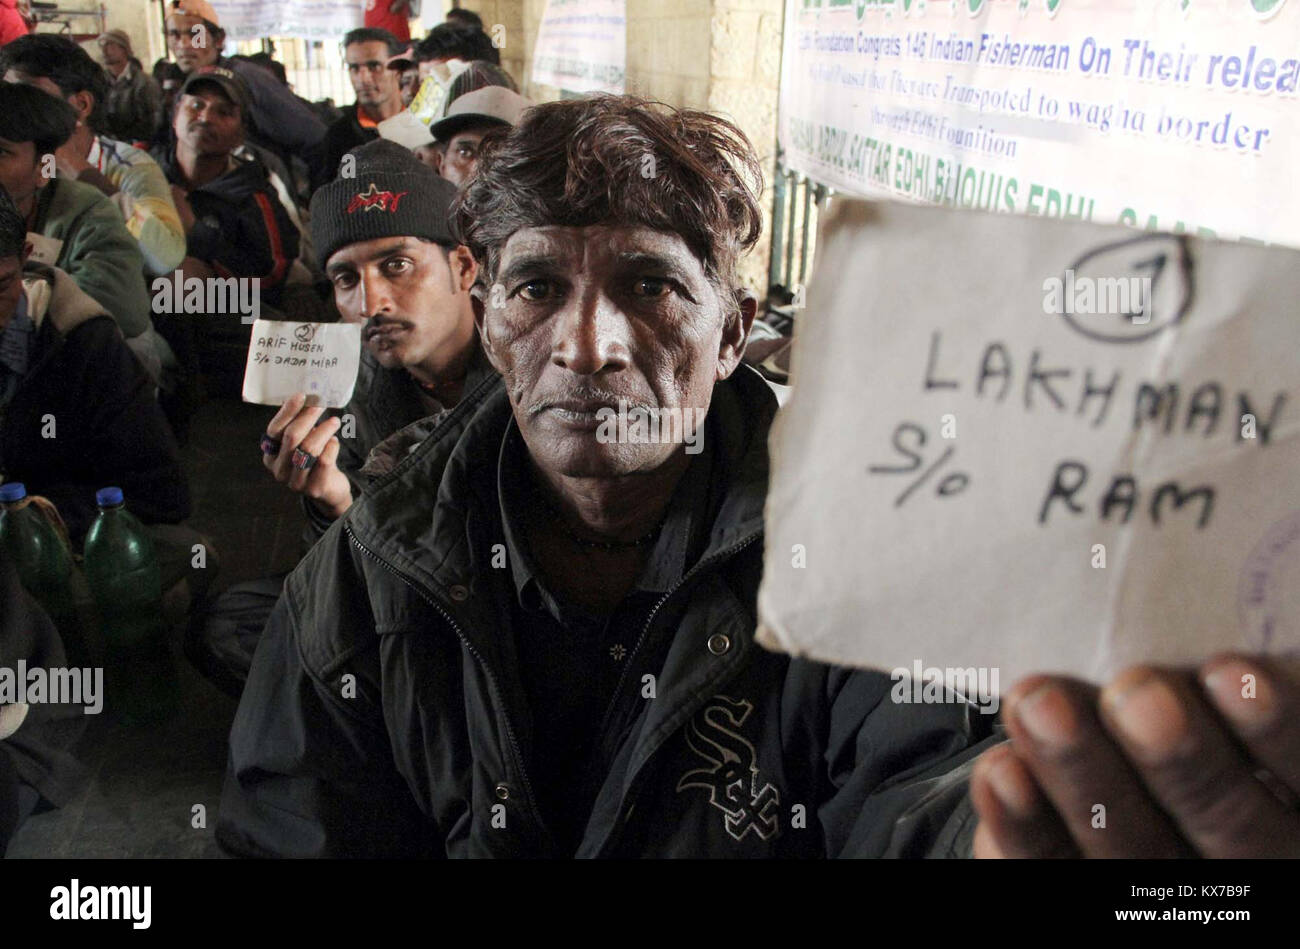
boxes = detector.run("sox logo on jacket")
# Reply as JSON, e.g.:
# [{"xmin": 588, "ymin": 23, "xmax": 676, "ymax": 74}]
[{"xmin": 676, "ymin": 695, "xmax": 781, "ymax": 842}]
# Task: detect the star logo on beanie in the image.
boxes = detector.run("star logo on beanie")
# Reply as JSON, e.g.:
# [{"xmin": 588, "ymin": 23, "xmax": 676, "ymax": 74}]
[{"xmin": 346, "ymin": 182, "xmax": 411, "ymax": 215}]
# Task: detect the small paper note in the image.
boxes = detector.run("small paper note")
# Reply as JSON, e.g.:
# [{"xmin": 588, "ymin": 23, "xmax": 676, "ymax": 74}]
[{"xmin": 241, "ymin": 320, "xmax": 361, "ymax": 409}]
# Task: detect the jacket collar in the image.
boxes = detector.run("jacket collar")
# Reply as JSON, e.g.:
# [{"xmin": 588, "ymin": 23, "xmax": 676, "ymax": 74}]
[
  {"xmin": 21, "ymin": 263, "xmax": 107, "ymax": 337},
  {"xmin": 346, "ymin": 364, "xmax": 778, "ymax": 624}
]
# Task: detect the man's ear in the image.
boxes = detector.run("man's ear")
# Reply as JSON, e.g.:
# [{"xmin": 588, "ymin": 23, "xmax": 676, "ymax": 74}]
[
  {"xmin": 716, "ymin": 288, "xmax": 758, "ymax": 380},
  {"xmin": 448, "ymin": 244, "xmax": 478, "ymax": 293},
  {"xmin": 67, "ymin": 91, "xmax": 94, "ymax": 124}
]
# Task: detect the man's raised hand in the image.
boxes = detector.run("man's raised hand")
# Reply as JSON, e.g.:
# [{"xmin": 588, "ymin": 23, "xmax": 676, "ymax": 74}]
[
  {"xmin": 971, "ymin": 654, "xmax": 1300, "ymax": 858},
  {"xmin": 261, "ymin": 392, "xmax": 353, "ymax": 520}
]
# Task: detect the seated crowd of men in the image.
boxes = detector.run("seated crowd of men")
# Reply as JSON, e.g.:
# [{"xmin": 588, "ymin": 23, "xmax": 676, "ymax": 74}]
[
  {"xmin": 3, "ymin": 1, "xmax": 1295, "ymax": 860},
  {"xmin": 0, "ymin": 1, "xmax": 537, "ymax": 841}
]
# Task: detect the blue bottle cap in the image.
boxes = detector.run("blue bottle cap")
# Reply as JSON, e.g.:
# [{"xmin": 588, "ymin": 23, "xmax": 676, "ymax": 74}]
[
  {"xmin": 0, "ymin": 482, "xmax": 27, "ymax": 502},
  {"xmin": 95, "ymin": 486, "xmax": 125, "ymax": 507}
]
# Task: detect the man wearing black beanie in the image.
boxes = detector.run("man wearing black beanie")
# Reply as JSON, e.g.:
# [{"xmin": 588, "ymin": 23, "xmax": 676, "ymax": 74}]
[
  {"xmin": 189, "ymin": 139, "xmax": 495, "ymax": 697},
  {"xmin": 262, "ymin": 138, "xmax": 495, "ymax": 535}
]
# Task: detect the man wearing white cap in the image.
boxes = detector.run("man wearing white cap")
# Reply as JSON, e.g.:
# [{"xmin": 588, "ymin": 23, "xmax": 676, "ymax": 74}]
[{"xmin": 427, "ymin": 85, "xmax": 531, "ymax": 188}]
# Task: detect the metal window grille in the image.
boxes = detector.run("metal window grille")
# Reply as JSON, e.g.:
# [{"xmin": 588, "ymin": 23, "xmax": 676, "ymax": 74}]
[
  {"xmin": 766, "ymin": 152, "xmax": 832, "ymax": 331},
  {"xmin": 233, "ymin": 37, "xmax": 354, "ymax": 108}
]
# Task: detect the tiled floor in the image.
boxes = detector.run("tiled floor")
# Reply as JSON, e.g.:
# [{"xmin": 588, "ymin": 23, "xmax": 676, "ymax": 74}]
[{"xmin": 7, "ymin": 398, "xmax": 304, "ymax": 859}]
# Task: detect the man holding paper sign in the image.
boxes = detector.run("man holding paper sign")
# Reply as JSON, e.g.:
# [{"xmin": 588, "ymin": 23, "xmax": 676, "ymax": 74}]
[
  {"xmin": 262, "ymin": 139, "xmax": 492, "ymax": 537},
  {"xmin": 219, "ymin": 97, "xmax": 1002, "ymax": 859},
  {"xmin": 190, "ymin": 140, "xmax": 492, "ymax": 696},
  {"xmin": 220, "ymin": 97, "xmax": 1298, "ymax": 859}
]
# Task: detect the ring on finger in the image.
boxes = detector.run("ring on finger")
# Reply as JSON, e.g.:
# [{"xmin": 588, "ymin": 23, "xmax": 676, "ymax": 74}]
[
  {"xmin": 291, "ymin": 448, "xmax": 318, "ymax": 471},
  {"xmin": 260, "ymin": 434, "xmax": 282, "ymax": 456}
]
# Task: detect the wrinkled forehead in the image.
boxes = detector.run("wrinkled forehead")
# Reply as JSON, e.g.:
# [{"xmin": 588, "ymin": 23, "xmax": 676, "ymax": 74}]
[{"xmin": 497, "ymin": 225, "xmax": 707, "ymax": 281}]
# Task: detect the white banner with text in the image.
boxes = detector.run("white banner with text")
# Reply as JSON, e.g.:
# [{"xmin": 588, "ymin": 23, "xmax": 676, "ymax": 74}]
[{"xmin": 778, "ymin": 0, "xmax": 1300, "ymax": 248}]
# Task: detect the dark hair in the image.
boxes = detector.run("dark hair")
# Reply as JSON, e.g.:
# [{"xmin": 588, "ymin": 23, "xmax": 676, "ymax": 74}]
[
  {"xmin": 416, "ymin": 24, "xmax": 499, "ymax": 66},
  {"xmin": 245, "ymin": 51, "xmax": 288, "ymax": 85},
  {"xmin": 0, "ymin": 82, "xmax": 79, "ymax": 156},
  {"xmin": 445, "ymin": 9, "xmax": 485, "ymax": 30},
  {"xmin": 153, "ymin": 58, "xmax": 184, "ymax": 85},
  {"xmin": 445, "ymin": 60, "xmax": 518, "ymax": 98},
  {"xmin": 0, "ymin": 188, "xmax": 25, "ymax": 260},
  {"xmin": 0, "ymin": 34, "xmax": 110, "ymax": 132},
  {"xmin": 343, "ymin": 27, "xmax": 404, "ymax": 57},
  {"xmin": 453, "ymin": 95, "xmax": 763, "ymax": 301}
]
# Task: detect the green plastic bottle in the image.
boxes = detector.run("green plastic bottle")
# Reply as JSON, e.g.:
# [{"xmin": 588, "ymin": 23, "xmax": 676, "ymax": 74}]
[
  {"xmin": 0, "ymin": 482, "xmax": 75, "ymax": 630},
  {"xmin": 83, "ymin": 486, "xmax": 177, "ymax": 723}
]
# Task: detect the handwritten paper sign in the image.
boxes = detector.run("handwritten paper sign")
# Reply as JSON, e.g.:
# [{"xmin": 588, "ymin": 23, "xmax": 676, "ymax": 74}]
[
  {"xmin": 755, "ymin": 198, "xmax": 1300, "ymax": 687},
  {"xmin": 241, "ymin": 320, "xmax": 361, "ymax": 409}
]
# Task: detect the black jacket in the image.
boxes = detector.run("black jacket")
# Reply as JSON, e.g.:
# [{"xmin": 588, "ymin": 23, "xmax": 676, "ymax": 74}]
[
  {"xmin": 153, "ymin": 148, "xmax": 300, "ymax": 298},
  {"xmin": 218, "ymin": 366, "xmax": 998, "ymax": 857},
  {"xmin": 301, "ymin": 338, "xmax": 497, "ymax": 541},
  {"xmin": 320, "ymin": 105, "xmax": 380, "ymax": 186},
  {"xmin": 1, "ymin": 550, "xmax": 89, "ymax": 854},
  {"xmin": 0, "ymin": 266, "xmax": 189, "ymax": 541}
]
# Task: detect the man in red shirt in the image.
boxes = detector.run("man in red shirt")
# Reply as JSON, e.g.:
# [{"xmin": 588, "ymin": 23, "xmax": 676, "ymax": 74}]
[
  {"xmin": 364, "ymin": 0, "xmax": 412, "ymax": 44},
  {"xmin": 0, "ymin": 0, "xmax": 30, "ymax": 48}
]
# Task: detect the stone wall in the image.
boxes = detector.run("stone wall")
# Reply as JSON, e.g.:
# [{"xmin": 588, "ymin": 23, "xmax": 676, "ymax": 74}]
[{"xmin": 460, "ymin": 0, "xmax": 784, "ymax": 294}]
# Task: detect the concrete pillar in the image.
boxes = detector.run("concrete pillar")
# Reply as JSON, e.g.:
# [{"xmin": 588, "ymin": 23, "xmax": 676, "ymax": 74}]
[{"xmin": 466, "ymin": 0, "xmax": 783, "ymax": 293}]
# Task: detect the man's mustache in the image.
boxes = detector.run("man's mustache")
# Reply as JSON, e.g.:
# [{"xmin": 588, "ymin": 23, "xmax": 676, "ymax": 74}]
[
  {"xmin": 526, "ymin": 385, "xmax": 657, "ymax": 417},
  {"xmin": 363, "ymin": 315, "xmax": 411, "ymax": 338}
]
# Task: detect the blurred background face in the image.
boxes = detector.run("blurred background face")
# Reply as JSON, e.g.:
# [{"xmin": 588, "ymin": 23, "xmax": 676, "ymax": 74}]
[
  {"xmin": 440, "ymin": 127, "xmax": 494, "ymax": 188},
  {"xmin": 161, "ymin": 75, "xmax": 183, "ymax": 114},
  {"xmin": 325, "ymin": 236, "xmax": 476, "ymax": 373},
  {"xmin": 346, "ymin": 40, "xmax": 399, "ymax": 111},
  {"xmin": 398, "ymin": 67, "xmax": 420, "ymax": 107},
  {"xmin": 0, "ymin": 139, "xmax": 43, "ymax": 214},
  {"xmin": 174, "ymin": 87, "xmax": 242, "ymax": 156},
  {"xmin": 481, "ymin": 224, "xmax": 736, "ymax": 479},
  {"xmin": 101, "ymin": 41, "xmax": 129, "ymax": 73},
  {"xmin": 165, "ymin": 14, "xmax": 220, "ymax": 74}
]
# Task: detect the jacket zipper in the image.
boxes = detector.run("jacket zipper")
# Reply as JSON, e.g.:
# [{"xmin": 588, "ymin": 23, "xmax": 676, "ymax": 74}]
[
  {"xmin": 595, "ymin": 529, "xmax": 763, "ymax": 743},
  {"xmin": 344, "ymin": 524, "xmax": 558, "ymax": 853},
  {"xmin": 590, "ymin": 529, "xmax": 764, "ymax": 855}
]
